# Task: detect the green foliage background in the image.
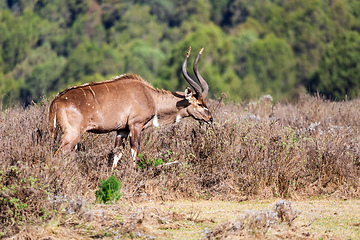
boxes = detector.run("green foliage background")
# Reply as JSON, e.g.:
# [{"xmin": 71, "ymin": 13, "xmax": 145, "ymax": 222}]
[{"xmin": 1, "ymin": 0, "xmax": 360, "ymax": 106}]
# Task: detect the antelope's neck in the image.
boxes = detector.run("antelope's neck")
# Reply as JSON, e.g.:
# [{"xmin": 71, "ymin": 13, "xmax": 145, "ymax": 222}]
[{"xmin": 154, "ymin": 91, "xmax": 189, "ymax": 125}]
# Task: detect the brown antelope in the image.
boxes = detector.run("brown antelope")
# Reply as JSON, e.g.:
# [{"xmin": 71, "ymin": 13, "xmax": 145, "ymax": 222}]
[{"xmin": 49, "ymin": 47, "xmax": 212, "ymax": 169}]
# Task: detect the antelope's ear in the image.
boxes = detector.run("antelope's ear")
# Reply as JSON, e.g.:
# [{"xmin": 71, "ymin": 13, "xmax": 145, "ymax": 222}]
[{"xmin": 184, "ymin": 87, "xmax": 193, "ymax": 101}]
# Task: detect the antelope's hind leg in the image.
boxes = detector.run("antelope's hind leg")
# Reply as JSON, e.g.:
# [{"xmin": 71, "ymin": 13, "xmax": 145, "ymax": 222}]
[
  {"xmin": 53, "ymin": 106, "xmax": 83, "ymax": 156},
  {"xmin": 112, "ymin": 130, "xmax": 129, "ymax": 170},
  {"xmin": 55, "ymin": 130, "xmax": 81, "ymax": 155},
  {"xmin": 129, "ymin": 124, "xmax": 142, "ymax": 170}
]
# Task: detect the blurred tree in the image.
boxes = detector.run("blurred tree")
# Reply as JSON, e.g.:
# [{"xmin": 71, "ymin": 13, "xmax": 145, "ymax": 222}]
[
  {"xmin": 273, "ymin": 0, "xmax": 331, "ymax": 85},
  {"xmin": 220, "ymin": 0, "xmax": 245, "ymax": 27},
  {"xmin": 35, "ymin": 0, "xmax": 104, "ymax": 56},
  {"xmin": 155, "ymin": 23, "xmax": 240, "ymax": 100},
  {"xmin": 311, "ymin": 30, "xmax": 360, "ymax": 100},
  {"xmin": 0, "ymin": 74, "xmax": 23, "ymax": 107},
  {"xmin": 66, "ymin": 10, "xmax": 106, "ymax": 49},
  {"xmin": 3, "ymin": 0, "xmax": 37, "ymax": 15},
  {"xmin": 34, "ymin": 0, "xmax": 90, "ymax": 26},
  {"xmin": 120, "ymin": 40, "xmax": 165, "ymax": 81},
  {"xmin": 59, "ymin": 41, "xmax": 123, "ymax": 88},
  {"xmin": 171, "ymin": 0, "xmax": 211, "ymax": 26},
  {"xmin": 231, "ymin": 29, "xmax": 258, "ymax": 80},
  {"xmin": 136, "ymin": 0, "xmax": 175, "ymax": 23},
  {"xmin": 208, "ymin": 0, "xmax": 228, "ymax": 25},
  {"xmin": 110, "ymin": 4, "xmax": 163, "ymax": 47},
  {"xmin": 1, "ymin": 0, "xmax": 360, "ymax": 106},
  {"xmin": 136, "ymin": 0, "xmax": 211, "ymax": 27},
  {"xmin": 245, "ymin": 34, "xmax": 296, "ymax": 100},
  {"xmin": 239, "ymin": 74, "xmax": 261, "ymax": 100},
  {"xmin": 250, "ymin": 0, "xmax": 284, "ymax": 36},
  {"xmin": 329, "ymin": 0, "xmax": 354, "ymax": 31},
  {"xmin": 100, "ymin": 1, "xmax": 131, "ymax": 30},
  {"xmin": 348, "ymin": 0, "xmax": 360, "ymax": 30},
  {"xmin": 34, "ymin": 0, "xmax": 71, "ymax": 25},
  {"xmin": 0, "ymin": 10, "xmax": 43, "ymax": 73},
  {"xmin": 8, "ymin": 42, "xmax": 61, "ymax": 81},
  {"xmin": 0, "ymin": 1, "xmax": 8, "ymax": 10},
  {"xmin": 68, "ymin": 0, "xmax": 90, "ymax": 24},
  {"xmin": 21, "ymin": 46, "xmax": 66, "ymax": 105},
  {"xmin": 60, "ymin": 41, "xmax": 102, "ymax": 87},
  {"xmin": 230, "ymin": 29, "xmax": 262, "ymax": 101}
]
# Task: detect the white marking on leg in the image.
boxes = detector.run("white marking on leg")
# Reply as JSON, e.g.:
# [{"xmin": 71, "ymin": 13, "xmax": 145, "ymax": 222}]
[
  {"xmin": 131, "ymin": 148, "xmax": 137, "ymax": 169},
  {"xmin": 153, "ymin": 115, "xmax": 159, "ymax": 127},
  {"xmin": 112, "ymin": 152, "xmax": 123, "ymax": 170},
  {"xmin": 131, "ymin": 148, "xmax": 136, "ymax": 160},
  {"xmin": 54, "ymin": 114, "xmax": 57, "ymax": 129},
  {"xmin": 176, "ymin": 114, "xmax": 182, "ymax": 123}
]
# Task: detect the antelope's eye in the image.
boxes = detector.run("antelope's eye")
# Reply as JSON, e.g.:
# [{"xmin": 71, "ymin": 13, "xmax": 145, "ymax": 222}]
[{"xmin": 197, "ymin": 103, "xmax": 203, "ymax": 107}]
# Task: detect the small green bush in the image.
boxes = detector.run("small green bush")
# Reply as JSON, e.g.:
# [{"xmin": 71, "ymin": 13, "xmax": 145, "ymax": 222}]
[
  {"xmin": 95, "ymin": 175, "xmax": 122, "ymax": 204},
  {"xmin": 137, "ymin": 153, "xmax": 164, "ymax": 169}
]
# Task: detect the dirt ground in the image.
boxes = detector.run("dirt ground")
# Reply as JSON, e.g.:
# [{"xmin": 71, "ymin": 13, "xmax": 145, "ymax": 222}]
[
  {"xmin": 131, "ymin": 198, "xmax": 360, "ymax": 239},
  {"xmin": 9, "ymin": 198, "xmax": 360, "ymax": 240}
]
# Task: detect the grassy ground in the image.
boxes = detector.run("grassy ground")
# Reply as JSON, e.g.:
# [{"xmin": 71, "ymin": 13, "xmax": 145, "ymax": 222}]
[
  {"xmin": 9, "ymin": 198, "xmax": 360, "ymax": 239},
  {"xmin": 133, "ymin": 198, "xmax": 360, "ymax": 239}
]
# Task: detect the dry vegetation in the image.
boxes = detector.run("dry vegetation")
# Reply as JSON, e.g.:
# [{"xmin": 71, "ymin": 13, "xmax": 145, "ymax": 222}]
[{"xmin": 1, "ymin": 94, "xmax": 360, "ymax": 238}]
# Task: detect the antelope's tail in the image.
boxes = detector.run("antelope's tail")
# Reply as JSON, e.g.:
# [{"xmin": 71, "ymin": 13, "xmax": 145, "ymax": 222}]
[{"xmin": 48, "ymin": 100, "xmax": 57, "ymax": 138}]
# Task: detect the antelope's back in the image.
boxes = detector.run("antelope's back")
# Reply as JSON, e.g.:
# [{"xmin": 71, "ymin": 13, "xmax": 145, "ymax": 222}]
[{"xmin": 50, "ymin": 75, "xmax": 157, "ymax": 131}]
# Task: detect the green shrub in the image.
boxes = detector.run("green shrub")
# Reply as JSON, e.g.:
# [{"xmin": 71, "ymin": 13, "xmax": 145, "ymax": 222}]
[
  {"xmin": 95, "ymin": 175, "xmax": 122, "ymax": 204},
  {"xmin": 137, "ymin": 153, "xmax": 164, "ymax": 169}
]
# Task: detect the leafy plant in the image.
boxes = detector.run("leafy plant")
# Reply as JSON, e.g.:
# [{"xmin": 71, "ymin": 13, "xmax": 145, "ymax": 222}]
[
  {"xmin": 137, "ymin": 153, "xmax": 164, "ymax": 169},
  {"xmin": 95, "ymin": 175, "xmax": 122, "ymax": 204}
]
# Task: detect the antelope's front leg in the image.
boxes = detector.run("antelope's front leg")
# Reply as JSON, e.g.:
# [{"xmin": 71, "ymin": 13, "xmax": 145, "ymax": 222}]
[
  {"xmin": 129, "ymin": 125, "xmax": 142, "ymax": 169},
  {"xmin": 112, "ymin": 130, "xmax": 129, "ymax": 170}
]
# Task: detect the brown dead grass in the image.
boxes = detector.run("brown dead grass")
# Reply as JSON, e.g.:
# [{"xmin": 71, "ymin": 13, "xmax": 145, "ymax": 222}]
[{"xmin": 1, "ymin": 94, "xmax": 360, "ymax": 238}]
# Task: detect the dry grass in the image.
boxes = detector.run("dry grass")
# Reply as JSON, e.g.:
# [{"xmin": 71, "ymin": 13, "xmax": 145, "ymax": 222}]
[
  {"xmin": 137, "ymin": 198, "xmax": 360, "ymax": 240},
  {"xmin": 1, "ymin": 94, "xmax": 360, "ymax": 238},
  {"xmin": 6, "ymin": 199, "xmax": 360, "ymax": 239}
]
